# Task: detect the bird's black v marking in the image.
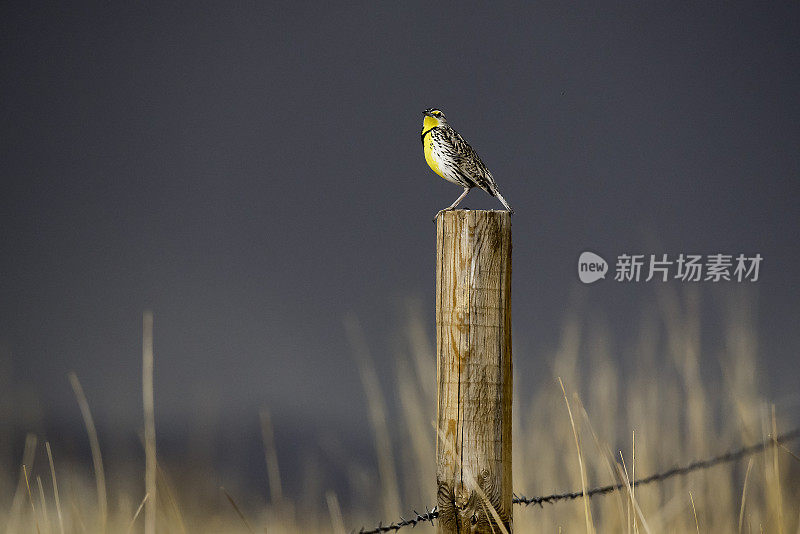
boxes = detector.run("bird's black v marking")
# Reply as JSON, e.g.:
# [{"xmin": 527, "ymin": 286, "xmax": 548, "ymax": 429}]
[{"xmin": 421, "ymin": 126, "xmax": 438, "ymax": 143}]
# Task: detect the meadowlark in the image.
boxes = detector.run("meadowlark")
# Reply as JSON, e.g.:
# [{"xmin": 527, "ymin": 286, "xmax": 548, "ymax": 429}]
[{"xmin": 421, "ymin": 108, "xmax": 513, "ymax": 218}]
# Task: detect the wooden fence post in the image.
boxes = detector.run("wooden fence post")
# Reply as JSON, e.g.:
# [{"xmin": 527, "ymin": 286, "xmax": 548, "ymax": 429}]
[{"xmin": 436, "ymin": 209, "xmax": 512, "ymax": 533}]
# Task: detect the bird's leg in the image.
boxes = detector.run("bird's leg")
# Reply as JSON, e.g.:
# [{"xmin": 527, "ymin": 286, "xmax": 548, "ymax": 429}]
[
  {"xmin": 434, "ymin": 187, "xmax": 470, "ymax": 221},
  {"xmin": 446, "ymin": 187, "xmax": 471, "ymax": 210}
]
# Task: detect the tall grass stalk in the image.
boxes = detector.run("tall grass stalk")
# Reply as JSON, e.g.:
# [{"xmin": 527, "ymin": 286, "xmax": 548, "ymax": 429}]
[
  {"xmin": 44, "ymin": 443, "xmax": 64, "ymax": 534},
  {"xmin": 68, "ymin": 372, "xmax": 107, "ymax": 532},
  {"xmin": 142, "ymin": 311, "xmax": 156, "ymax": 534},
  {"xmin": 345, "ymin": 315, "xmax": 401, "ymax": 520}
]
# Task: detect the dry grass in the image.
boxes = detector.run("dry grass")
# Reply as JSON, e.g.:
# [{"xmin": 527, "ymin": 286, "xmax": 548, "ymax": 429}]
[
  {"xmin": 1, "ymin": 290, "xmax": 798, "ymax": 533},
  {"xmin": 142, "ymin": 311, "xmax": 156, "ymax": 534}
]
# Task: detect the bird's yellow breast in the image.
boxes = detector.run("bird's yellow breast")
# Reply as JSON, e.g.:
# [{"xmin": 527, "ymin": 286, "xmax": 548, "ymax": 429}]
[
  {"xmin": 423, "ymin": 133, "xmax": 444, "ymax": 178},
  {"xmin": 422, "ymin": 116, "xmax": 444, "ymax": 178}
]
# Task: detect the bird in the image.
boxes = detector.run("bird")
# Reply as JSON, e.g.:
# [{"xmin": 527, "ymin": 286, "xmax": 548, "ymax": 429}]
[{"xmin": 421, "ymin": 108, "xmax": 513, "ymax": 218}]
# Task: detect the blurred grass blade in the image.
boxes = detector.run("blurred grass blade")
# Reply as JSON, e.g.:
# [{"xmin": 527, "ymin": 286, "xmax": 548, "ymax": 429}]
[{"xmin": 68, "ymin": 372, "xmax": 107, "ymax": 532}]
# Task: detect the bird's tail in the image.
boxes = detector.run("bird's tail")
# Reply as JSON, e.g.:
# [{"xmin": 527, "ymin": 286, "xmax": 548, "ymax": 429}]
[
  {"xmin": 493, "ymin": 187, "xmax": 513, "ymax": 214},
  {"xmin": 485, "ymin": 171, "xmax": 513, "ymax": 214}
]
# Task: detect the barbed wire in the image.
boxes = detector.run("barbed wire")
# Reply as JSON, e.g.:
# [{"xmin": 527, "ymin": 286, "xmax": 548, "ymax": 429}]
[
  {"xmin": 356, "ymin": 507, "xmax": 439, "ymax": 533},
  {"xmin": 355, "ymin": 428, "xmax": 800, "ymax": 533},
  {"xmin": 514, "ymin": 427, "xmax": 800, "ymax": 507}
]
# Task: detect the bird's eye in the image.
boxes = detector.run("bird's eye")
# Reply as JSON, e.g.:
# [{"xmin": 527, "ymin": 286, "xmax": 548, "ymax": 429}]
[{"xmin": 432, "ymin": 111, "xmax": 441, "ymax": 116}]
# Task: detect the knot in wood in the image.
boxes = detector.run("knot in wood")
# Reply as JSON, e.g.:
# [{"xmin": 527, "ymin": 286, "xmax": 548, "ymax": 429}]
[{"xmin": 455, "ymin": 483, "xmax": 470, "ymax": 510}]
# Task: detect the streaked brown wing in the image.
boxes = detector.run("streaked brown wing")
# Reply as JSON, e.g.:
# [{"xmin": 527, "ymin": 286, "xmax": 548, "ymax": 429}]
[{"xmin": 448, "ymin": 128, "xmax": 496, "ymax": 194}]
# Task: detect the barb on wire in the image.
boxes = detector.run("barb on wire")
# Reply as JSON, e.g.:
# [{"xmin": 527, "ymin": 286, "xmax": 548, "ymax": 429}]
[{"xmin": 355, "ymin": 428, "xmax": 800, "ymax": 533}]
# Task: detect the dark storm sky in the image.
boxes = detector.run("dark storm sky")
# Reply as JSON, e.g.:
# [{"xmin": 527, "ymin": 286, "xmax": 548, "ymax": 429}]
[{"xmin": 1, "ymin": 3, "xmax": 799, "ymax": 439}]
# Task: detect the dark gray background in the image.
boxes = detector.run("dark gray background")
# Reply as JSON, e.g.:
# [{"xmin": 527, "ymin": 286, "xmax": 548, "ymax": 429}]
[{"xmin": 1, "ymin": 1, "xmax": 798, "ymax": 482}]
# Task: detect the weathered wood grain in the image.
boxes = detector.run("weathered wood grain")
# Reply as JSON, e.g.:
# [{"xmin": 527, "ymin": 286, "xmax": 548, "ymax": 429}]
[{"xmin": 435, "ymin": 210, "xmax": 512, "ymax": 533}]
